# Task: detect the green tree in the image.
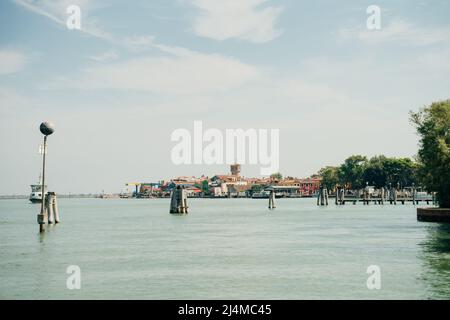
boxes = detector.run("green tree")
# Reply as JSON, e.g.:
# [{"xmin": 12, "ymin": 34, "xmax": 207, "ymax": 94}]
[
  {"xmin": 251, "ymin": 184, "xmax": 263, "ymax": 194},
  {"xmin": 200, "ymin": 180, "xmax": 210, "ymax": 195},
  {"xmin": 410, "ymin": 100, "xmax": 450, "ymax": 207},
  {"xmin": 362, "ymin": 155, "xmax": 387, "ymax": 188},
  {"xmin": 270, "ymin": 172, "xmax": 283, "ymax": 180},
  {"xmin": 384, "ymin": 157, "xmax": 418, "ymax": 187},
  {"xmin": 318, "ymin": 166, "xmax": 340, "ymax": 189},
  {"xmin": 363, "ymin": 156, "xmax": 418, "ymax": 188},
  {"xmin": 338, "ymin": 155, "xmax": 367, "ymax": 189},
  {"xmin": 317, "ymin": 155, "xmax": 419, "ymax": 190}
]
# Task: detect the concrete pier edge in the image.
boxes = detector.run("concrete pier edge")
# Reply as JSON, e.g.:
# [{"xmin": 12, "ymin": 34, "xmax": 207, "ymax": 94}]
[{"xmin": 417, "ymin": 207, "xmax": 450, "ymax": 223}]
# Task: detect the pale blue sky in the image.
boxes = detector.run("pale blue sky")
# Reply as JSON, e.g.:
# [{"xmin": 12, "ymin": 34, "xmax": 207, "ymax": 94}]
[{"xmin": 1, "ymin": 0, "xmax": 450, "ymax": 194}]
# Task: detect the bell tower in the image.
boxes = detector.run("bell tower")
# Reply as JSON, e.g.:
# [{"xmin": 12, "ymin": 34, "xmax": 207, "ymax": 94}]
[{"xmin": 230, "ymin": 164, "xmax": 241, "ymax": 177}]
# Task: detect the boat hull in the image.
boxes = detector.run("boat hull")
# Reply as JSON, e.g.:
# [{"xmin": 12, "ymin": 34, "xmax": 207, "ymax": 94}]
[{"xmin": 29, "ymin": 198, "xmax": 42, "ymax": 203}]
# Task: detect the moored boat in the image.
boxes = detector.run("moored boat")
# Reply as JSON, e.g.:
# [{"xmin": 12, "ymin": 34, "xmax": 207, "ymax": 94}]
[{"xmin": 29, "ymin": 176, "xmax": 47, "ymax": 203}]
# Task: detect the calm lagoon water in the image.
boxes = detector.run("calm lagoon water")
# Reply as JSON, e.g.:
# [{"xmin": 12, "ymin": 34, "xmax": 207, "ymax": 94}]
[{"xmin": 1, "ymin": 198, "xmax": 450, "ymax": 299}]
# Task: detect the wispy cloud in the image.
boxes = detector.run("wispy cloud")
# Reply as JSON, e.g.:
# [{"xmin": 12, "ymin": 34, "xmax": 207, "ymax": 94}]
[
  {"xmin": 338, "ymin": 19, "xmax": 450, "ymax": 46},
  {"xmin": 13, "ymin": 0, "xmax": 261, "ymax": 93},
  {"xmin": 13, "ymin": 0, "xmax": 64, "ymax": 24},
  {"xmin": 89, "ymin": 50, "xmax": 119, "ymax": 62},
  {"xmin": 13, "ymin": 0, "xmax": 112, "ymax": 40},
  {"xmin": 0, "ymin": 49, "xmax": 27, "ymax": 74},
  {"xmin": 73, "ymin": 49, "xmax": 259, "ymax": 94},
  {"xmin": 188, "ymin": 0, "xmax": 282, "ymax": 43},
  {"xmin": 12, "ymin": 0, "xmax": 187, "ymax": 53},
  {"xmin": 122, "ymin": 35, "xmax": 192, "ymax": 56}
]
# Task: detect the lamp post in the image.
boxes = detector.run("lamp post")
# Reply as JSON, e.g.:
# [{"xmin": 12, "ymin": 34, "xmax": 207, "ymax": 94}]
[{"xmin": 37, "ymin": 122, "xmax": 55, "ymax": 233}]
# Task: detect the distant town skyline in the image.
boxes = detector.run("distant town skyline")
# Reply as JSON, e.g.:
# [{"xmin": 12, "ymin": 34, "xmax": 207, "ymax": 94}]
[{"xmin": 1, "ymin": 0, "xmax": 450, "ymax": 194}]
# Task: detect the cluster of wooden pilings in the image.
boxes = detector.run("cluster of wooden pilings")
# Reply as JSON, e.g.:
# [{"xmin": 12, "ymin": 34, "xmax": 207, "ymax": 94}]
[
  {"xmin": 165, "ymin": 184, "xmax": 435, "ymax": 213},
  {"xmin": 317, "ymin": 186, "xmax": 329, "ymax": 206},
  {"xmin": 170, "ymin": 186, "xmax": 188, "ymax": 214},
  {"xmin": 319, "ymin": 185, "xmax": 436, "ymax": 206},
  {"xmin": 37, "ymin": 192, "xmax": 60, "ymax": 228},
  {"xmin": 46, "ymin": 192, "xmax": 60, "ymax": 223}
]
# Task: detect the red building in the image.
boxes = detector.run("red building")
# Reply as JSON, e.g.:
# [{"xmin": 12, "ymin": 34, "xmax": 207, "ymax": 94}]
[{"xmin": 297, "ymin": 177, "xmax": 322, "ymax": 196}]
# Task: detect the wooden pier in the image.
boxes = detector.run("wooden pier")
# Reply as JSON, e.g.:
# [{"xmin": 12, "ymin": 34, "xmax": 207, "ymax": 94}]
[
  {"xmin": 318, "ymin": 185, "xmax": 435, "ymax": 206},
  {"xmin": 334, "ymin": 196, "xmax": 433, "ymax": 205}
]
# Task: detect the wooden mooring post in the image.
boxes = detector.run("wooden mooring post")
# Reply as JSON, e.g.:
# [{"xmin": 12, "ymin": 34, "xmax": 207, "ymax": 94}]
[
  {"xmin": 37, "ymin": 191, "xmax": 60, "ymax": 227},
  {"xmin": 170, "ymin": 186, "xmax": 188, "ymax": 214},
  {"xmin": 363, "ymin": 182, "xmax": 371, "ymax": 205},
  {"xmin": 432, "ymin": 192, "xmax": 438, "ymax": 206},
  {"xmin": 389, "ymin": 186, "xmax": 397, "ymax": 205},
  {"xmin": 335, "ymin": 187, "xmax": 345, "ymax": 205},
  {"xmin": 363, "ymin": 188, "xmax": 370, "ymax": 205},
  {"xmin": 317, "ymin": 186, "xmax": 328, "ymax": 206},
  {"xmin": 46, "ymin": 192, "xmax": 60, "ymax": 224},
  {"xmin": 268, "ymin": 189, "xmax": 276, "ymax": 209}
]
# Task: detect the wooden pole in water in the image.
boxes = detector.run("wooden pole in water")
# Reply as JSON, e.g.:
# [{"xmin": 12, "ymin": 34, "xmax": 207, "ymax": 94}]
[
  {"xmin": 268, "ymin": 190, "xmax": 272, "ymax": 209},
  {"xmin": 182, "ymin": 188, "xmax": 188, "ymax": 213},
  {"xmin": 53, "ymin": 194, "xmax": 60, "ymax": 223},
  {"xmin": 38, "ymin": 135, "xmax": 48, "ymax": 232},
  {"xmin": 268, "ymin": 189, "xmax": 275, "ymax": 209},
  {"xmin": 169, "ymin": 188, "xmax": 176, "ymax": 213},
  {"xmin": 385, "ymin": 186, "xmax": 389, "ymax": 203},
  {"xmin": 47, "ymin": 193, "xmax": 54, "ymax": 224},
  {"xmin": 318, "ymin": 186, "xmax": 328, "ymax": 206},
  {"xmin": 317, "ymin": 187, "xmax": 320, "ymax": 206},
  {"xmin": 319, "ymin": 186, "xmax": 324, "ymax": 206},
  {"xmin": 355, "ymin": 189, "xmax": 360, "ymax": 205},
  {"xmin": 363, "ymin": 182, "xmax": 370, "ymax": 205},
  {"xmin": 177, "ymin": 187, "xmax": 182, "ymax": 213}
]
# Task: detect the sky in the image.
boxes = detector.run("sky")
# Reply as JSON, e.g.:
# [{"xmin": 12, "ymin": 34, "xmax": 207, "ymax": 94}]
[{"xmin": 1, "ymin": 0, "xmax": 450, "ymax": 195}]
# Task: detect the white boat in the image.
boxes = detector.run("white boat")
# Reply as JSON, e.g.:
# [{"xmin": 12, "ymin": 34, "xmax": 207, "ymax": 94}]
[
  {"xmin": 29, "ymin": 176, "xmax": 47, "ymax": 203},
  {"xmin": 415, "ymin": 191, "xmax": 433, "ymax": 201},
  {"xmin": 251, "ymin": 191, "xmax": 270, "ymax": 199},
  {"xmin": 251, "ymin": 191, "xmax": 284, "ymax": 199}
]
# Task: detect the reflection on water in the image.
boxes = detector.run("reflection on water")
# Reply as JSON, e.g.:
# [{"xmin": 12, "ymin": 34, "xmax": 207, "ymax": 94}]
[{"xmin": 419, "ymin": 224, "xmax": 450, "ymax": 299}]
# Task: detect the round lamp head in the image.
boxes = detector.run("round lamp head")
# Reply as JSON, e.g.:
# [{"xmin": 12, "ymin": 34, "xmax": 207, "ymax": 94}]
[{"xmin": 40, "ymin": 122, "xmax": 55, "ymax": 136}]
